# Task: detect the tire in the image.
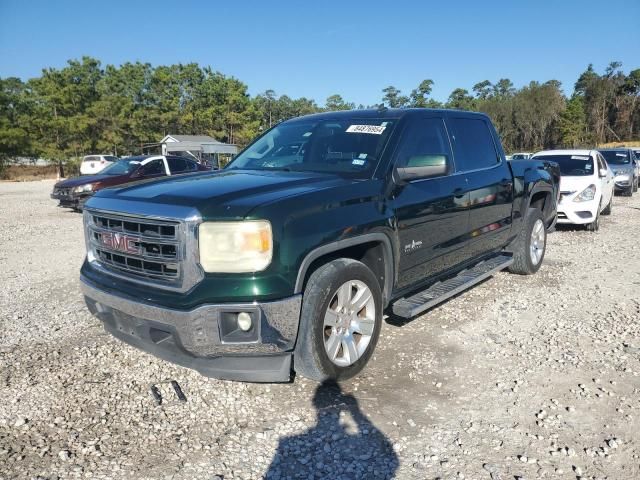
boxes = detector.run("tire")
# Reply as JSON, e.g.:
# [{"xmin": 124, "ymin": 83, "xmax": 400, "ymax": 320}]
[
  {"xmin": 586, "ymin": 203, "xmax": 601, "ymax": 232},
  {"xmin": 634, "ymin": 177, "xmax": 638, "ymax": 193},
  {"xmin": 601, "ymin": 196, "xmax": 612, "ymax": 215},
  {"xmin": 508, "ymin": 207, "xmax": 547, "ymax": 275},
  {"xmin": 294, "ymin": 258, "xmax": 383, "ymax": 382},
  {"xmin": 625, "ymin": 185, "xmax": 633, "ymax": 197}
]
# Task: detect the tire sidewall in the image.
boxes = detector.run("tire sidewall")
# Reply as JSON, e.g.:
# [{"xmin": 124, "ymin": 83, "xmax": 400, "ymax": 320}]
[
  {"xmin": 524, "ymin": 208, "xmax": 546, "ymax": 273},
  {"xmin": 299, "ymin": 260, "xmax": 383, "ymax": 381}
]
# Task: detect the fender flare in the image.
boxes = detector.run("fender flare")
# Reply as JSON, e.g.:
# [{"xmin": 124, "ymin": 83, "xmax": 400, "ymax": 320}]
[
  {"xmin": 294, "ymin": 232, "xmax": 395, "ymax": 306},
  {"xmin": 526, "ymin": 184, "xmax": 556, "ymax": 225}
]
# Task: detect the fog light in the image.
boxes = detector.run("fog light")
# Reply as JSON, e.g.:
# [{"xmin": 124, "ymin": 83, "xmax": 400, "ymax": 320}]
[{"xmin": 237, "ymin": 312, "xmax": 252, "ymax": 331}]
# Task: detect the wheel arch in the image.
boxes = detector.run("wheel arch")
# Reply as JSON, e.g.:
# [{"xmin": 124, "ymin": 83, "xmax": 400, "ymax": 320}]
[
  {"xmin": 527, "ymin": 187, "xmax": 555, "ymax": 227},
  {"xmin": 294, "ymin": 233, "xmax": 394, "ymax": 307}
]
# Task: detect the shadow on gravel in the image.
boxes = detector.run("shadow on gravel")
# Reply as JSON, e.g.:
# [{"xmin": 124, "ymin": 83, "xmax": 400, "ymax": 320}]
[{"xmin": 265, "ymin": 380, "xmax": 398, "ymax": 479}]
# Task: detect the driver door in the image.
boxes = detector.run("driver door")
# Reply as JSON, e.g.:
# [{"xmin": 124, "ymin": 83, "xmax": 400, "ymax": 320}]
[{"xmin": 390, "ymin": 115, "xmax": 470, "ymax": 289}]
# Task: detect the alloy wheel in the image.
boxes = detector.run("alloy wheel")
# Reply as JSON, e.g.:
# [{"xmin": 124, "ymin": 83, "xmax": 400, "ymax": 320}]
[
  {"xmin": 323, "ymin": 280, "xmax": 376, "ymax": 367},
  {"xmin": 529, "ymin": 219, "xmax": 545, "ymax": 265}
]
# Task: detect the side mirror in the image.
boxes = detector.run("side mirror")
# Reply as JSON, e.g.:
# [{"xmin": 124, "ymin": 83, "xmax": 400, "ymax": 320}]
[
  {"xmin": 599, "ymin": 168, "xmax": 608, "ymax": 178},
  {"xmin": 396, "ymin": 154, "xmax": 448, "ymax": 183}
]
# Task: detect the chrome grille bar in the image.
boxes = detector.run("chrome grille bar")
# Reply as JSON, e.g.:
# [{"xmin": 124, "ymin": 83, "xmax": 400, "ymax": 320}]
[{"xmin": 85, "ymin": 210, "xmax": 186, "ymax": 288}]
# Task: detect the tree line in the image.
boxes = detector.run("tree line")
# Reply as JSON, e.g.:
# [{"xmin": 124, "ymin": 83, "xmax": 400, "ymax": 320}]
[{"xmin": 0, "ymin": 57, "xmax": 639, "ymax": 167}]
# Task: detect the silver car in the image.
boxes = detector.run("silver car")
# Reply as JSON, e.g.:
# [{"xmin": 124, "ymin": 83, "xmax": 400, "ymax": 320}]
[{"xmin": 598, "ymin": 149, "xmax": 638, "ymax": 196}]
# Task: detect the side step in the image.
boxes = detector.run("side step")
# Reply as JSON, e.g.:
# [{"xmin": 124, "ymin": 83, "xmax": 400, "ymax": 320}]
[{"xmin": 392, "ymin": 254, "xmax": 513, "ymax": 318}]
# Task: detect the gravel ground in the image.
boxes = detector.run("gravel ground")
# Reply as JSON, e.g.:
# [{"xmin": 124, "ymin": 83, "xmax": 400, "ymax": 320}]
[{"xmin": 1, "ymin": 179, "xmax": 639, "ymax": 480}]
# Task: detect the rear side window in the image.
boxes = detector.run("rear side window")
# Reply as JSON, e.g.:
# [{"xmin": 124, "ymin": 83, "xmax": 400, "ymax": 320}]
[
  {"xmin": 394, "ymin": 117, "xmax": 451, "ymax": 174},
  {"xmin": 140, "ymin": 159, "xmax": 165, "ymax": 176},
  {"xmin": 83, "ymin": 156, "xmax": 100, "ymax": 163},
  {"xmin": 167, "ymin": 157, "xmax": 187, "ymax": 173},
  {"xmin": 447, "ymin": 118, "xmax": 500, "ymax": 172}
]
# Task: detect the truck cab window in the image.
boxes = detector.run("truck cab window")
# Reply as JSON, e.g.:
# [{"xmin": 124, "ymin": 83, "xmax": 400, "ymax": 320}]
[{"xmin": 448, "ymin": 118, "xmax": 500, "ymax": 172}]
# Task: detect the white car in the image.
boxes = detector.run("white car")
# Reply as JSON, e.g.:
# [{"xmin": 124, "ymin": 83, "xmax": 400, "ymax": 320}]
[
  {"xmin": 79, "ymin": 155, "xmax": 119, "ymax": 175},
  {"xmin": 511, "ymin": 152, "xmax": 533, "ymax": 160},
  {"xmin": 532, "ymin": 149, "xmax": 614, "ymax": 231}
]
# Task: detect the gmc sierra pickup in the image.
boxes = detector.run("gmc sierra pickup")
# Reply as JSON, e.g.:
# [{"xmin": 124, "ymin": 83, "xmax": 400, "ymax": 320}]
[{"xmin": 80, "ymin": 108, "xmax": 560, "ymax": 382}]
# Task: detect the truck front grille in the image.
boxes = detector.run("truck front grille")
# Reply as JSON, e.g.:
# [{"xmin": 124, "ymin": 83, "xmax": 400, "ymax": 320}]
[{"xmin": 84, "ymin": 210, "xmax": 202, "ymax": 291}]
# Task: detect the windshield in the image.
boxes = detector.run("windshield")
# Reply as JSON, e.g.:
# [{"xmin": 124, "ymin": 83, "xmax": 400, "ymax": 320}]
[
  {"xmin": 226, "ymin": 118, "xmax": 395, "ymax": 178},
  {"xmin": 100, "ymin": 158, "xmax": 143, "ymax": 175},
  {"xmin": 533, "ymin": 154, "xmax": 594, "ymax": 176},
  {"xmin": 600, "ymin": 150, "xmax": 630, "ymax": 165}
]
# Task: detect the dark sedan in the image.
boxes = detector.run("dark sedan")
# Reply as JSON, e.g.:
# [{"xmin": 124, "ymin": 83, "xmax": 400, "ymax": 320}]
[{"xmin": 51, "ymin": 155, "xmax": 211, "ymax": 210}]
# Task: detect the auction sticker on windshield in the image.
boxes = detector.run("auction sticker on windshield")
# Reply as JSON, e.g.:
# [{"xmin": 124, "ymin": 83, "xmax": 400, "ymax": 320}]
[{"xmin": 346, "ymin": 125, "xmax": 386, "ymax": 135}]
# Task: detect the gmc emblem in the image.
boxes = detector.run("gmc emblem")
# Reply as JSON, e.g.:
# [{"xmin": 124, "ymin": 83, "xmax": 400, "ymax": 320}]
[{"xmin": 101, "ymin": 232, "xmax": 140, "ymax": 255}]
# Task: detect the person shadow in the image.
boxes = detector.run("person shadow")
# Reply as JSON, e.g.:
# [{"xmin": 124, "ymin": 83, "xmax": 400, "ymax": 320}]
[{"xmin": 265, "ymin": 380, "xmax": 399, "ymax": 479}]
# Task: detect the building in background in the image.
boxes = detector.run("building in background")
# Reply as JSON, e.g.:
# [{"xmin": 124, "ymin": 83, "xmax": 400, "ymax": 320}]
[{"xmin": 156, "ymin": 134, "xmax": 239, "ymax": 168}]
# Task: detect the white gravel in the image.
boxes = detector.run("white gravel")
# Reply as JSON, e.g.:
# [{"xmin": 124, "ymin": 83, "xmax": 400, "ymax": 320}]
[{"xmin": 1, "ymin": 179, "xmax": 639, "ymax": 479}]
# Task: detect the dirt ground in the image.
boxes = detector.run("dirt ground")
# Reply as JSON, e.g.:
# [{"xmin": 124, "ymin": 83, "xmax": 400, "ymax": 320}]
[{"xmin": 0, "ymin": 180, "xmax": 639, "ymax": 479}]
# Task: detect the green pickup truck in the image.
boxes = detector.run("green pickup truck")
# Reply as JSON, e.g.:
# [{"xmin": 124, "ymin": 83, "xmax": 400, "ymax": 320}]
[{"xmin": 81, "ymin": 108, "xmax": 560, "ymax": 382}]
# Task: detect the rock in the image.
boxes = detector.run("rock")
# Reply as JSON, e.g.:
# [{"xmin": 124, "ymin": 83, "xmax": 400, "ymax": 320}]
[{"xmin": 58, "ymin": 450, "xmax": 71, "ymax": 461}]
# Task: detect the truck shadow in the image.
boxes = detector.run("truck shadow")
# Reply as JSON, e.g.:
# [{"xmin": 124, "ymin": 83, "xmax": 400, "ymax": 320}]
[{"xmin": 264, "ymin": 379, "xmax": 399, "ymax": 479}]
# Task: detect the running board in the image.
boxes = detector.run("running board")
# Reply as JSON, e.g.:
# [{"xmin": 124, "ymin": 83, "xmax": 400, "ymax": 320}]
[{"xmin": 392, "ymin": 254, "xmax": 513, "ymax": 318}]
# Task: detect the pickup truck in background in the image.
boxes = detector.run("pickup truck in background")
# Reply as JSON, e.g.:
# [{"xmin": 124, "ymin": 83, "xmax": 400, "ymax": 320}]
[{"xmin": 80, "ymin": 109, "xmax": 560, "ymax": 382}]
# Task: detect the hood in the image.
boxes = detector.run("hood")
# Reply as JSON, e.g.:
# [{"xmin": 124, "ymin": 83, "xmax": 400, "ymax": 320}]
[
  {"xmin": 610, "ymin": 165, "xmax": 634, "ymax": 175},
  {"xmin": 55, "ymin": 173, "xmax": 122, "ymax": 188},
  {"xmin": 86, "ymin": 169, "xmax": 359, "ymax": 219},
  {"xmin": 559, "ymin": 175, "xmax": 596, "ymax": 193}
]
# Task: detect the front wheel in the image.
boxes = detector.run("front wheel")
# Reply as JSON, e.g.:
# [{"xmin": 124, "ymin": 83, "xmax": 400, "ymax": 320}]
[
  {"xmin": 294, "ymin": 258, "xmax": 383, "ymax": 382},
  {"xmin": 633, "ymin": 177, "xmax": 638, "ymax": 193},
  {"xmin": 601, "ymin": 196, "xmax": 612, "ymax": 215},
  {"xmin": 508, "ymin": 207, "xmax": 546, "ymax": 275},
  {"xmin": 586, "ymin": 204, "xmax": 601, "ymax": 232}
]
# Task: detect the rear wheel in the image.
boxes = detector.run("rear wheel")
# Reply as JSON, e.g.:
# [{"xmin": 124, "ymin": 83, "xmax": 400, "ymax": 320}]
[
  {"xmin": 294, "ymin": 258, "xmax": 383, "ymax": 382},
  {"xmin": 508, "ymin": 207, "xmax": 546, "ymax": 275}
]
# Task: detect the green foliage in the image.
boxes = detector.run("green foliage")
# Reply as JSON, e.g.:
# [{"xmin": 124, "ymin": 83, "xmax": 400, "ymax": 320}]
[
  {"xmin": 0, "ymin": 58, "xmax": 639, "ymax": 163},
  {"xmin": 559, "ymin": 96, "xmax": 590, "ymax": 147}
]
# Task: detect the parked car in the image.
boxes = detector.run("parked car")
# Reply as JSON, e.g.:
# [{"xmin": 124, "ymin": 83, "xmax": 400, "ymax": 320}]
[
  {"xmin": 79, "ymin": 108, "xmax": 559, "ymax": 383},
  {"xmin": 510, "ymin": 152, "xmax": 533, "ymax": 160},
  {"xmin": 80, "ymin": 155, "xmax": 119, "ymax": 175},
  {"xmin": 532, "ymin": 149, "xmax": 614, "ymax": 231},
  {"xmin": 51, "ymin": 155, "xmax": 210, "ymax": 211},
  {"xmin": 598, "ymin": 148, "xmax": 638, "ymax": 196}
]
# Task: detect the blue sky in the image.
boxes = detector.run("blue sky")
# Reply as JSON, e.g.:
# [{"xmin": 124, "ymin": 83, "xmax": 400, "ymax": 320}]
[{"xmin": 1, "ymin": 0, "xmax": 638, "ymax": 106}]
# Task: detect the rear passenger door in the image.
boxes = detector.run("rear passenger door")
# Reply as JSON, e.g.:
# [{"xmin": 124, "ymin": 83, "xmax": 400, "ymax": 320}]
[
  {"xmin": 391, "ymin": 115, "xmax": 470, "ymax": 289},
  {"xmin": 445, "ymin": 116, "xmax": 514, "ymax": 259}
]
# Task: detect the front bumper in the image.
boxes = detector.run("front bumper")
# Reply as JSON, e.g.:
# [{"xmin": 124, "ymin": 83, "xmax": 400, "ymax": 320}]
[
  {"xmin": 51, "ymin": 192, "xmax": 92, "ymax": 210},
  {"xmin": 556, "ymin": 198, "xmax": 598, "ymax": 225},
  {"xmin": 613, "ymin": 178, "xmax": 632, "ymax": 190},
  {"xmin": 81, "ymin": 275, "xmax": 302, "ymax": 382}
]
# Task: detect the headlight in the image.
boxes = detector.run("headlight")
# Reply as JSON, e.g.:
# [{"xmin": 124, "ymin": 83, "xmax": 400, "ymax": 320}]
[
  {"xmin": 73, "ymin": 183, "xmax": 95, "ymax": 193},
  {"xmin": 198, "ymin": 221, "xmax": 272, "ymax": 273},
  {"xmin": 573, "ymin": 184, "xmax": 596, "ymax": 202},
  {"xmin": 614, "ymin": 172, "xmax": 630, "ymax": 180}
]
